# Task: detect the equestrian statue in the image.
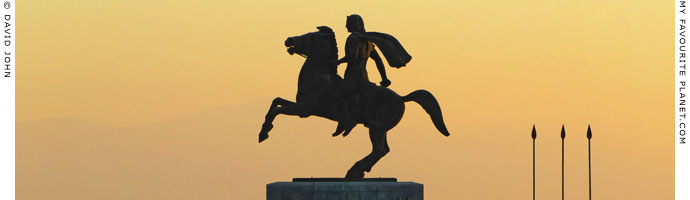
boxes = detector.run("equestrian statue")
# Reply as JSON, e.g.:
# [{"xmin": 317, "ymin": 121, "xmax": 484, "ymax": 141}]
[{"xmin": 258, "ymin": 14, "xmax": 450, "ymax": 179}]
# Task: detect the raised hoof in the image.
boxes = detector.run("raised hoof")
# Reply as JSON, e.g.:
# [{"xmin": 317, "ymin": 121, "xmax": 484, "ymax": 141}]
[
  {"xmin": 332, "ymin": 121, "xmax": 356, "ymax": 137},
  {"xmin": 341, "ymin": 127, "xmax": 354, "ymax": 137},
  {"xmin": 258, "ymin": 123, "xmax": 273, "ymax": 143},
  {"xmin": 345, "ymin": 169, "xmax": 365, "ymax": 180}
]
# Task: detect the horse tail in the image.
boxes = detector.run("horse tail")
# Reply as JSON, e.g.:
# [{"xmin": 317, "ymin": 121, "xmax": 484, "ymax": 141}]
[{"xmin": 402, "ymin": 90, "xmax": 450, "ymax": 136}]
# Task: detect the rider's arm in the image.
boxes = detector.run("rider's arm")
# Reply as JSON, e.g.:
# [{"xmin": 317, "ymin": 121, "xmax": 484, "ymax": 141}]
[
  {"xmin": 336, "ymin": 34, "xmax": 359, "ymax": 66},
  {"xmin": 370, "ymin": 49, "xmax": 390, "ymax": 87},
  {"xmin": 336, "ymin": 55, "xmax": 349, "ymax": 65},
  {"xmin": 336, "ymin": 37, "xmax": 356, "ymax": 65}
]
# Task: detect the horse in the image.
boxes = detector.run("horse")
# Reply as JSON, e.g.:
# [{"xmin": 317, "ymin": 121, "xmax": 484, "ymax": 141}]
[{"xmin": 259, "ymin": 26, "xmax": 450, "ymax": 179}]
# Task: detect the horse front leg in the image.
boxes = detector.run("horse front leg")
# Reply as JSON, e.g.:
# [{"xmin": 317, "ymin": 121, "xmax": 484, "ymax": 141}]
[{"xmin": 259, "ymin": 97, "xmax": 296, "ymax": 143}]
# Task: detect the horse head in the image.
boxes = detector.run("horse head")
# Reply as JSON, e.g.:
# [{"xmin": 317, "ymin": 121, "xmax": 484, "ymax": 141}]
[{"xmin": 285, "ymin": 26, "xmax": 338, "ymax": 61}]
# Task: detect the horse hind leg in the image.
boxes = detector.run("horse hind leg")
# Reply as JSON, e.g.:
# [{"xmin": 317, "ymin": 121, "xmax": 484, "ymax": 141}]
[
  {"xmin": 365, "ymin": 133, "xmax": 390, "ymax": 173},
  {"xmin": 345, "ymin": 128, "xmax": 389, "ymax": 179}
]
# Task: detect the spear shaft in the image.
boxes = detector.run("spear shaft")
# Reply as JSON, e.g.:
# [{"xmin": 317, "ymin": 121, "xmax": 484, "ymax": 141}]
[
  {"xmin": 531, "ymin": 125, "xmax": 537, "ymax": 200},
  {"xmin": 561, "ymin": 125, "xmax": 566, "ymax": 200},
  {"xmin": 587, "ymin": 125, "xmax": 592, "ymax": 200}
]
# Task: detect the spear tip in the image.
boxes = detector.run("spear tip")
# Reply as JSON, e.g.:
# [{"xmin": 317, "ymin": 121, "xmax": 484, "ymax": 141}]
[
  {"xmin": 587, "ymin": 125, "xmax": 592, "ymax": 139},
  {"xmin": 560, "ymin": 124, "xmax": 566, "ymax": 139},
  {"xmin": 531, "ymin": 124, "xmax": 537, "ymax": 139}
]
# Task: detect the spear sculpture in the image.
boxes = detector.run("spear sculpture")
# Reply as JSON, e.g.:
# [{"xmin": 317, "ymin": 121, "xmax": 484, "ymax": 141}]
[
  {"xmin": 531, "ymin": 125, "xmax": 537, "ymax": 200},
  {"xmin": 561, "ymin": 125, "xmax": 566, "ymax": 200},
  {"xmin": 587, "ymin": 125, "xmax": 592, "ymax": 200}
]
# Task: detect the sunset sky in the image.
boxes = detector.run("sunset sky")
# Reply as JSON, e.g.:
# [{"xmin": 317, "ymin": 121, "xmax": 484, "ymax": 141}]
[{"xmin": 18, "ymin": 0, "xmax": 672, "ymax": 199}]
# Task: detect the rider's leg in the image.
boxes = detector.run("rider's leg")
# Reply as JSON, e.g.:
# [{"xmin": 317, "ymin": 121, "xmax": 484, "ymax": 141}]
[
  {"xmin": 340, "ymin": 81, "xmax": 375, "ymax": 137},
  {"xmin": 330, "ymin": 79, "xmax": 357, "ymax": 137},
  {"xmin": 333, "ymin": 99, "xmax": 356, "ymax": 136}
]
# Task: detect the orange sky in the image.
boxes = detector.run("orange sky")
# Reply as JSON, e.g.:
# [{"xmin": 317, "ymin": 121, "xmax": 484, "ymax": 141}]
[{"xmin": 18, "ymin": 0, "xmax": 672, "ymax": 199}]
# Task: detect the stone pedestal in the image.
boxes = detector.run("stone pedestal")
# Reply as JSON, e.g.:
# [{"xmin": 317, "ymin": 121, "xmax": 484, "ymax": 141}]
[{"xmin": 266, "ymin": 178, "xmax": 423, "ymax": 200}]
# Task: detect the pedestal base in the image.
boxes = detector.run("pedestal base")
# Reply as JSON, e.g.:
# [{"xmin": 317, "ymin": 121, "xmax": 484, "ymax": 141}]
[{"xmin": 266, "ymin": 179, "xmax": 423, "ymax": 200}]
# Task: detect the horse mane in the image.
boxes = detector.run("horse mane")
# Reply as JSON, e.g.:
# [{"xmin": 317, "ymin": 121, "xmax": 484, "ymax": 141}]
[{"xmin": 316, "ymin": 26, "xmax": 338, "ymax": 60}]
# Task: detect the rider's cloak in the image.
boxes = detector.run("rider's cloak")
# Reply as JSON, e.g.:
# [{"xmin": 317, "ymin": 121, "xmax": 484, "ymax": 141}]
[{"xmin": 351, "ymin": 32, "xmax": 412, "ymax": 68}]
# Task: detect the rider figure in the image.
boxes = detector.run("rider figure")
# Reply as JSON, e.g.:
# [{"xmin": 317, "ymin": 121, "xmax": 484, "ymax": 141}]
[{"xmin": 331, "ymin": 14, "xmax": 391, "ymax": 137}]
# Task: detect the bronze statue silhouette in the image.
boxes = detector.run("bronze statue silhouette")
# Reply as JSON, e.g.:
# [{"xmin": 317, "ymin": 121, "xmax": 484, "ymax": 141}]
[{"xmin": 258, "ymin": 22, "xmax": 450, "ymax": 179}]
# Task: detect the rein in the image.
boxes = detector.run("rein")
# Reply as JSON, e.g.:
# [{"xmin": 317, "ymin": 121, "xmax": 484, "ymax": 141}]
[
  {"xmin": 300, "ymin": 53, "xmax": 336, "ymax": 65},
  {"xmin": 293, "ymin": 34, "xmax": 337, "ymax": 65}
]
